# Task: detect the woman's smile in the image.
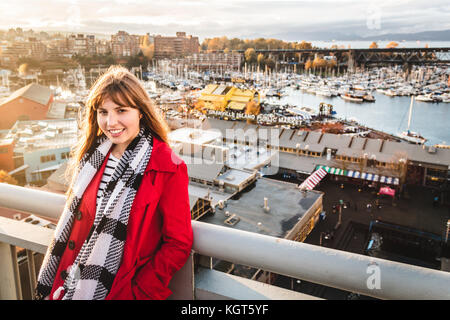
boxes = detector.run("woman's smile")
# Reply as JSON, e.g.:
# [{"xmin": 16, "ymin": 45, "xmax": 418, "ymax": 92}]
[{"xmin": 97, "ymin": 98, "xmax": 142, "ymax": 157}]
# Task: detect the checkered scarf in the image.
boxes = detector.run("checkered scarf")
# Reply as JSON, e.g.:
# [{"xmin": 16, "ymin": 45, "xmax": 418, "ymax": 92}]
[{"xmin": 34, "ymin": 127, "xmax": 153, "ymax": 300}]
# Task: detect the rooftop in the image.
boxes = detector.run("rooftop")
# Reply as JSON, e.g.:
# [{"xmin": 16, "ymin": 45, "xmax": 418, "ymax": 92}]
[
  {"xmin": 200, "ymin": 177, "xmax": 322, "ymax": 238},
  {"xmin": 0, "ymin": 83, "xmax": 52, "ymax": 107},
  {"xmin": 3, "ymin": 119, "xmax": 77, "ymax": 153}
]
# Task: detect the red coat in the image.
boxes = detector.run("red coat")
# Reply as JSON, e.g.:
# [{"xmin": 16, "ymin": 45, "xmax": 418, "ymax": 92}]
[
  {"xmin": 105, "ymin": 137, "xmax": 193, "ymax": 300},
  {"xmin": 46, "ymin": 137, "xmax": 192, "ymax": 300}
]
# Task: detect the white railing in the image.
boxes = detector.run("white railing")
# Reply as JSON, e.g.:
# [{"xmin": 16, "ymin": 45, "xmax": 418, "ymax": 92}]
[{"xmin": 1, "ymin": 183, "xmax": 450, "ymax": 300}]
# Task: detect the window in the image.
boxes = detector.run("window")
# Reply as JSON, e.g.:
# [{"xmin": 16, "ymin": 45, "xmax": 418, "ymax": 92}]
[
  {"xmin": 61, "ymin": 151, "xmax": 71, "ymax": 159},
  {"xmin": 41, "ymin": 154, "xmax": 56, "ymax": 163}
]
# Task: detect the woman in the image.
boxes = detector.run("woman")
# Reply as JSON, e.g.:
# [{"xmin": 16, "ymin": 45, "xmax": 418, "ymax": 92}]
[{"xmin": 34, "ymin": 66, "xmax": 193, "ymax": 300}]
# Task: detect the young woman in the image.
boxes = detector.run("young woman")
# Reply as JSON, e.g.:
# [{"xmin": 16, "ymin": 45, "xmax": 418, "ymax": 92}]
[{"xmin": 34, "ymin": 66, "xmax": 193, "ymax": 300}]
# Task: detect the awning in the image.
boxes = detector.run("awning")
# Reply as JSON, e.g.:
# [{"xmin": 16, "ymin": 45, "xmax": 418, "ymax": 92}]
[
  {"xmin": 379, "ymin": 186, "xmax": 396, "ymax": 197},
  {"xmin": 299, "ymin": 168, "xmax": 327, "ymax": 190},
  {"xmin": 316, "ymin": 165, "xmax": 347, "ymax": 176},
  {"xmin": 8, "ymin": 164, "xmax": 29, "ymax": 175},
  {"xmin": 316, "ymin": 165, "xmax": 399, "ymax": 185},
  {"xmin": 31, "ymin": 163, "xmax": 62, "ymax": 174}
]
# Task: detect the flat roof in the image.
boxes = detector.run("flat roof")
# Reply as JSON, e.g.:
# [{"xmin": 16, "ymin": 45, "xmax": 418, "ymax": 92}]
[
  {"xmin": 5, "ymin": 119, "xmax": 77, "ymax": 152},
  {"xmin": 188, "ymin": 183, "xmax": 234, "ymax": 207},
  {"xmin": 203, "ymin": 118, "xmax": 450, "ymax": 168},
  {"xmin": 169, "ymin": 127, "xmax": 222, "ymax": 145},
  {"xmin": 199, "ymin": 177, "xmax": 322, "ymax": 238},
  {"xmin": 216, "ymin": 168, "xmax": 256, "ymax": 188}
]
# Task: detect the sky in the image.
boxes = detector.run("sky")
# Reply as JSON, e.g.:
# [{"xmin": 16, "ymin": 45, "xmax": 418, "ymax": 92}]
[{"xmin": 1, "ymin": 0, "xmax": 450, "ymax": 41}]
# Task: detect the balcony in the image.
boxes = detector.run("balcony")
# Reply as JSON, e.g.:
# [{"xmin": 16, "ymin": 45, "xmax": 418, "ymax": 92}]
[{"xmin": 1, "ymin": 182, "xmax": 449, "ymax": 300}]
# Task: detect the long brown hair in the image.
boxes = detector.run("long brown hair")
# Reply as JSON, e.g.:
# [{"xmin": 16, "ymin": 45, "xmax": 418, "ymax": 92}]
[{"xmin": 66, "ymin": 65, "xmax": 170, "ymax": 195}]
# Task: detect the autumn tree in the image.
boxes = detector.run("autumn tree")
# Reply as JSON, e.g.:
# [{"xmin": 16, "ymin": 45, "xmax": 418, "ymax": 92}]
[
  {"xmin": 369, "ymin": 41, "xmax": 378, "ymax": 49},
  {"xmin": 265, "ymin": 57, "xmax": 275, "ymax": 70},
  {"xmin": 0, "ymin": 170, "xmax": 18, "ymax": 185},
  {"xmin": 140, "ymin": 35, "xmax": 154, "ymax": 59},
  {"xmin": 312, "ymin": 57, "xmax": 327, "ymax": 69},
  {"xmin": 386, "ymin": 41, "xmax": 399, "ymax": 48},
  {"xmin": 327, "ymin": 59, "xmax": 337, "ymax": 68},
  {"xmin": 245, "ymin": 48, "xmax": 257, "ymax": 64},
  {"xmin": 18, "ymin": 63, "xmax": 28, "ymax": 75},
  {"xmin": 296, "ymin": 40, "xmax": 312, "ymax": 50},
  {"xmin": 257, "ymin": 53, "xmax": 265, "ymax": 66},
  {"xmin": 305, "ymin": 59, "xmax": 313, "ymax": 71}
]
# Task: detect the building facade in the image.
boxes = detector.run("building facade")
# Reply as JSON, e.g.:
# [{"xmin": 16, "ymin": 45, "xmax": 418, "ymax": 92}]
[
  {"xmin": 154, "ymin": 32, "xmax": 199, "ymax": 59},
  {"xmin": 0, "ymin": 83, "xmax": 53, "ymax": 130},
  {"xmin": 111, "ymin": 31, "xmax": 140, "ymax": 57},
  {"xmin": 184, "ymin": 52, "xmax": 242, "ymax": 71}
]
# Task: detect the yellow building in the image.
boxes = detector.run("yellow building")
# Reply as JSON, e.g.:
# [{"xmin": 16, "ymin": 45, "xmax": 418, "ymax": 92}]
[{"xmin": 198, "ymin": 84, "xmax": 260, "ymax": 113}]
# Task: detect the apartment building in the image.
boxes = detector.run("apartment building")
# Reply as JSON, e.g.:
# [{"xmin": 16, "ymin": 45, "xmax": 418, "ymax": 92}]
[
  {"xmin": 154, "ymin": 32, "xmax": 199, "ymax": 59},
  {"xmin": 111, "ymin": 31, "xmax": 140, "ymax": 57}
]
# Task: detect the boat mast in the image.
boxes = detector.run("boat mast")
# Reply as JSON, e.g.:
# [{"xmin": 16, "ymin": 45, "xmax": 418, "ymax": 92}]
[{"xmin": 407, "ymin": 95, "xmax": 413, "ymax": 131}]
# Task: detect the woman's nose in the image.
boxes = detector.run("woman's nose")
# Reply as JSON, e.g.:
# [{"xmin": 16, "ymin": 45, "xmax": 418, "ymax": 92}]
[{"xmin": 107, "ymin": 113, "xmax": 118, "ymax": 126}]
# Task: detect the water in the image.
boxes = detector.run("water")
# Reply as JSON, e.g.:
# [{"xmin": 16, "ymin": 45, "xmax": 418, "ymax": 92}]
[{"xmin": 277, "ymin": 88, "xmax": 450, "ymax": 145}]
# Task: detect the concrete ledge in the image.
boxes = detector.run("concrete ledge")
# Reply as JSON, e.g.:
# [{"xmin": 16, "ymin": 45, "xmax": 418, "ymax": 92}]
[
  {"xmin": 0, "ymin": 216, "xmax": 53, "ymax": 254},
  {"xmin": 195, "ymin": 268, "xmax": 321, "ymax": 300}
]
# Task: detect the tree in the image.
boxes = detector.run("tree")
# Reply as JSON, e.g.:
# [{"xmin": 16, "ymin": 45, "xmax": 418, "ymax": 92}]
[
  {"xmin": 386, "ymin": 41, "xmax": 399, "ymax": 48},
  {"xmin": 0, "ymin": 170, "xmax": 18, "ymax": 185},
  {"xmin": 312, "ymin": 57, "xmax": 327, "ymax": 69},
  {"xmin": 18, "ymin": 63, "xmax": 28, "ymax": 75},
  {"xmin": 296, "ymin": 40, "xmax": 312, "ymax": 50},
  {"xmin": 257, "ymin": 53, "xmax": 265, "ymax": 67},
  {"xmin": 265, "ymin": 57, "xmax": 275, "ymax": 70},
  {"xmin": 326, "ymin": 59, "xmax": 337, "ymax": 69},
  {"xmin": 369, "ymin": 41, "xmax": 378, "ymax": 49},
  {"xmin": 140, "ymin": 35, "xmax": 154, "ymax": 60},
  {"xmin": 305, "ymin": 59, "xmax": 313, "ymax": 71},
  {"xmin": 244, "ymin": 48, "xmax": 257, "ymax": 64}
]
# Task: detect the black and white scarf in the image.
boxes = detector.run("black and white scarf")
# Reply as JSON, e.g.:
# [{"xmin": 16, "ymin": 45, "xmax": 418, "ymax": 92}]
[{"xmin": 35, "ymin": 127, "xmax": 153, "ymax": 300}]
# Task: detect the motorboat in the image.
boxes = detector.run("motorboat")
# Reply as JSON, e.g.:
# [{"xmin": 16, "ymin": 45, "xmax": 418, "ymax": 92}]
[
  {"xmin": 363, "ymin": 93, "xmax": 376, "ymax": 102},
  {"xmin": 340, "ymin": 92, "xmax": 363, "ymax": 103},
  {"xmin": 415, "ymin": 94, "xmax": 434, "ymax": 102}
]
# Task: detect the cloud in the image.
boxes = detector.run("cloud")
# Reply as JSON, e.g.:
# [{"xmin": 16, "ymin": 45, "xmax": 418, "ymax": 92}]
[{"xmin": 0, "ymin": 0, "xmax": 449, "ymax": 40}]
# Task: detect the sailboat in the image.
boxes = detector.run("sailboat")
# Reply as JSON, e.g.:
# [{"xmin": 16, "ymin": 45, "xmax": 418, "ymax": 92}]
[{"xmin": 397, "ymin": 96, "xmax": 427, "ymax": 145}]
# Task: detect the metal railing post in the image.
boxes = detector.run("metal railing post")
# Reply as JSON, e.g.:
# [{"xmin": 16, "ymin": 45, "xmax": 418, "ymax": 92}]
[
  {"xmin": 0, "ymin": 243, "xmax": 22, "ymax": 300},
  {"xmin": 26, "ymin": 250, "xmax": 37, "ymax": 298}
]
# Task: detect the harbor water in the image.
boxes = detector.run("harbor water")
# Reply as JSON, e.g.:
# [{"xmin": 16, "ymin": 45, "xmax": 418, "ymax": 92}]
[{"xmin": 277, "ymin": 87, "xmax": 450, "ymax": 146}]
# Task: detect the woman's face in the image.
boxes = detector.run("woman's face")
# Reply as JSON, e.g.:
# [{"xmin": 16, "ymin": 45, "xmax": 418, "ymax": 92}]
[{"xmin": 97, "ymin": 98, "xmax": 141, "ymax": 156}]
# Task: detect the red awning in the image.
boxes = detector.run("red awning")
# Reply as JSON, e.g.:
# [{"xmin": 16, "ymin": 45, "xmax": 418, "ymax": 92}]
[
  {"xmin": 299, "ymin": 168, "xmax": 327, "ymax": 191},
  {"xmin": 379, "ymin": 186, "xmax": 395, "ymax": 197}
]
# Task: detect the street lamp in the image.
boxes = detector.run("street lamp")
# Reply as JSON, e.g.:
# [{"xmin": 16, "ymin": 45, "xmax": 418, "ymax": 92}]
[{"xmin": 334, "ymin": 199, "xmax": 344, "ymax": 230}]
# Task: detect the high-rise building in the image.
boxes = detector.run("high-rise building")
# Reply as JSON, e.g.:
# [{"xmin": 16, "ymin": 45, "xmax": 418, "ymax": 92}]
[
  {"xmin": 111, "ymin": 31, "xmax": 140, "ymax": 57},
  {"xmin": 154, "ymin": 32, "xmax": 199, "ymax": 59}
]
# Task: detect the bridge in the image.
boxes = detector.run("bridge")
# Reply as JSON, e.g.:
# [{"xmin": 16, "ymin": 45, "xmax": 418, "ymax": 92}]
[{"xmin": 213, "ymin": 47, "xmax": 450, "ymax": 71}]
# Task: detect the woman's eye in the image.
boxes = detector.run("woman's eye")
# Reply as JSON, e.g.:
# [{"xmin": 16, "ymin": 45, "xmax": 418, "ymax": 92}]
[
  {"xmin": 98, "ymin": 110, "xmax": 107, "ymax": 115},
  {"xmin": 118, "ymin": 109, "xmax": 127, "ymax": 113}
]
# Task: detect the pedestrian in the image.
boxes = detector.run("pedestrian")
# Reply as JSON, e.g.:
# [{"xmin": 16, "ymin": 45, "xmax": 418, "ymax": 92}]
[
  {"xmin": 34, "ymin": 66, "xmax": 193, "ymax": 300},
  {"xmin": 433, "ymin": 196, "xmax": 439, "ymax": 207}
]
